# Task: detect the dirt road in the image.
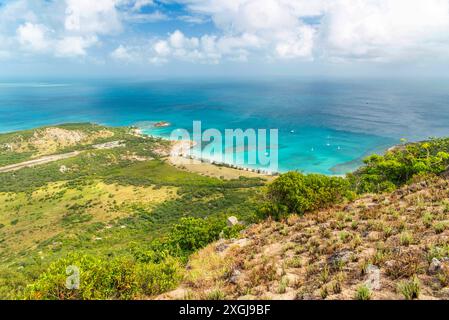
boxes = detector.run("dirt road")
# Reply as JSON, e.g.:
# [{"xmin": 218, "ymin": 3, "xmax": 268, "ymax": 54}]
[{"xmin": 0, "ymin": 151, "xmax": 80, "ymax": 173}]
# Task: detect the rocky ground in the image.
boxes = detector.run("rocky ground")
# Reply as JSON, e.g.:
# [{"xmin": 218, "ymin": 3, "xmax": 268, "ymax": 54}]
[{"xmin": 160, "ymin": 175, "xmax": 449, "ymax": 300}]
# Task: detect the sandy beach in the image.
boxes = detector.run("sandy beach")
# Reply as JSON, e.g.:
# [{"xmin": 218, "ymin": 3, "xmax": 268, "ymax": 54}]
[
  {"xmin": 132, "ymin": 125, "xmax": 276, "ymax": 180},
  {"xmin": 167, "ymin": 139, "xmax": 275, "ymax": 180}
]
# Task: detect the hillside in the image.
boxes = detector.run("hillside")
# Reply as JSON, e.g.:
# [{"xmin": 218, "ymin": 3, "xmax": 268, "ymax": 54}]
[
  {"xmin": 2, "ymin": 123, "xmax": 449, "ymax": 300},
  {"xmin": 160, "ymin": 175, "xmax": 449, "ymax": 300},
  {"xmin": 0, "ymin": 123, "xmax": 266, "ymax": 299}
]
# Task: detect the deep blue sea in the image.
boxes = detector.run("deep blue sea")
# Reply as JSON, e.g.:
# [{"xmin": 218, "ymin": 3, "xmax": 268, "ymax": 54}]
[{"xmin": 1, "ymin": 78, "xmax": 449, "ymax": 174}]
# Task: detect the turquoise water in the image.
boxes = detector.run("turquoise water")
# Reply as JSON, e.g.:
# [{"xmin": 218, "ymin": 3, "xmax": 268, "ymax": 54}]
[{"xmin": 1, "ymin": 78, "xmax": 449, "ymax": 174}]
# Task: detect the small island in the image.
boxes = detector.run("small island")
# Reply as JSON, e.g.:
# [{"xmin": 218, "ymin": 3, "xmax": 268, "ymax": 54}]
[{"xmin": 153, "ymin": 121, "xmax": 171, "ymax": 128}]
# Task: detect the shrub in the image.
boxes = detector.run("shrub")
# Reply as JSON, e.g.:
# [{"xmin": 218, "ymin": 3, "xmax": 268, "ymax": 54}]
[
  {"xmin": 261, "ymin": 172, "xmax": 350, "ymax": 220},
  {"xmin": 398, "ymin": 276, "xmax": 420, "ymax": 300},
  {"xmin": 206, "ymin": 289, "xmax": 225, "ymax": 300},
  {"xmin": 167, "ymin": 217, "xmax": 224, "ymax": 254},
  {"xmin": 24, "ymin": 254, "xmax": 182, "ymax": 300},
  {"xmin": 400, "ymin": 231, "xmax": 414, "ymax": 246},
  {"xmin": 355, "ymin": 285, "xmax": 372, "ymax": 300},
  {"xmin": 135, "ymin": 257, "xmax": 183, "ymax": 296},
  {"xmin": 349, "ymin": 138, "xmax": 449, "ymax": 193}
]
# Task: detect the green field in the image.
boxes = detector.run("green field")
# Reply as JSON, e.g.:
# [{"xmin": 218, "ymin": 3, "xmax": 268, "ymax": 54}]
[{"xmin": 0, "ymin": 123, "xmax": 265, "ymax": 299}]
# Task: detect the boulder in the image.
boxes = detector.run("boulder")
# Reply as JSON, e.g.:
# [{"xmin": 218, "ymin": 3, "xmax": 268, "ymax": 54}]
[
  {"xmin": 429, "ymin": 257, "xmax": 449, "ymax": 274},
  {"xmin": 215, "ymin": 241, "xmax": 229, "ymax": 253},
  {"xmin": 429, "ymin": 258, "xmax": 442, "ymax": 274},
  {"xmin": 327, "ymin": 250, "xmax": 353, "ymax": 266},
  {"xmin": 228, "ymin": 269, "xmax": 242, "ymax": 284},
  {"xmin": 227, "ymin": 216, "xmax": 239, "ymax": 227},
  {"xmin": 364, "ymin": 265, "xmax": 381, "ymax": 290}
]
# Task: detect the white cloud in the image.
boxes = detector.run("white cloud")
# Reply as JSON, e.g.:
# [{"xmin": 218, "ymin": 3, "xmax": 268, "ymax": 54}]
[
  {"xmin": 154, "ymin": 40, "xmax": 172, "ymax": 56},
  {"xmin": 275, "ymin": 26, "xmax": 315, "ymax": 59},
  {"xmin": 177, "ymin": 15, "xmax": 208, "ymax": 24},
  {"xmin": 321, "ymin": 0, "xmax": 449, "ymax": 61},
  {"xmin": 149, "ymin": 30, "xmax": 264, "ymax": 64},
  {"xmin": 111, "ymin": 45, "xmax": 133, "ymax": 61},
  {"xmin": 64, "ymin": 0, "xmax": 122, "ymax": 34},
  {"xmin": 123, "ymin": 10, "xmax": 169, "ymax": 23},
  {"xmin": 179, "ymin": 0, "xmax": 449, "ymax": 62},
  {"xmin": 55, "ymin": 36, "xmax": 98, "ymax": 57},
  {"xmin": 179, "ymin": 0, "xmax": 317, "ymax": 60},
  {"xmin": 110, "ymin": 44, "xmax": 149, "ymax": 62},
  {"xmin": 2, "ymin": 0, "xmax": 449, "ymax": 67},
  {"xmin": 131, "ymin": 0, "xmax": 154, "ymax": 12},
  {"xmin": 17, "ymin": 22, "xmax": 50, "ymax": 52}
]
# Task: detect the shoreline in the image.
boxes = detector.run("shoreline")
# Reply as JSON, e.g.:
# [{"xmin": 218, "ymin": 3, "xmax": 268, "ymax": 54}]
[
  {"xmin": 134, "ymin": 127, "xmax": 278, "ymax": 179},
  {"xmin": 135, "ymin": 126, "xmax": 391, "ymax": 178}
]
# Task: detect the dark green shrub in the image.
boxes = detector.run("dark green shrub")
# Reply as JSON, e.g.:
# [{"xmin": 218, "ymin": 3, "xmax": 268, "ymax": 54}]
[
  {"xmin": 350, "ymin": 138, "xmax": 449, "ymax": 193},
  {"xmin": 261, "ymin": 172, "xmax": 350, "ymax": 220},
  {"xmin": 24, "ymin": 254, "xmax": 182, "ymax": 300},
  {"xmin": 167, "ymin": 217, "xmax": 224, "ymax": 254}
]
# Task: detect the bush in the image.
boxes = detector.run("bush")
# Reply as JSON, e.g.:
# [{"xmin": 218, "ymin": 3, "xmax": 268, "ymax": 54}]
[
  {"xmin": 355, "ymin": 285, "xmax": 372, "ymax": 300},
  {"xmin": 167, "ymin": 217, "xmax": 224, "ymax": 254},
  {"xmin": 350, "ymin": 138, "xmax": 449, "ymax": 193},
  {"xmin": 24, "ymin": 254, "xmax": 182, "ymax": 300},
  {"xmin": 261, "ymin": 172, "xmax": 351, "ymax": 220},
  {"xmin": 135, "ymin": 257, "xmax": 183, "ymax": 296},
  {"xmin": 398, "ymin": 276, "xmax": 420, "ymax": 300}
]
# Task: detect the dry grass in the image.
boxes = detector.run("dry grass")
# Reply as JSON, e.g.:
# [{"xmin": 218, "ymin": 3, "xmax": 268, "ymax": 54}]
[{"xmin": 160, "ymin": 176, "xmax": 449, "ymax": 300}]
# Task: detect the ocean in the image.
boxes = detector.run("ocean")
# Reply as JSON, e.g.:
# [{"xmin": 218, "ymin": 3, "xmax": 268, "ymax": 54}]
[{"xmin": 1, "ymin": 78, "xmax": 449, "ymax": 174}]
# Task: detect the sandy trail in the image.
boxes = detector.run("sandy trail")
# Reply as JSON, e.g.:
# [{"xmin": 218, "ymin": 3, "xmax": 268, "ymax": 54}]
[{"xmin": 0, "ymin": 151, "xmax": 81, "ymax": 173}]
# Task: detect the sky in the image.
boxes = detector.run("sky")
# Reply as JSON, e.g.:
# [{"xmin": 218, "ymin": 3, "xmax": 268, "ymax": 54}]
[{"xmin": 1, "ymin": 0, "xmax": 449, "ymax": 78}]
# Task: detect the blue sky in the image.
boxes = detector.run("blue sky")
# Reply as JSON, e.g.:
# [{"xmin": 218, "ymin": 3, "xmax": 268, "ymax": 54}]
[{"xmin": 1, "ymin": 0, "xmax": 449, "ymax": 78}]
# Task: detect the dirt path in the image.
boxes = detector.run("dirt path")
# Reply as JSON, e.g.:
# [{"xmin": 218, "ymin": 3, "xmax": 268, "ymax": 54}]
[{"xmin": 0, "ymin": 151, "xmax": 80, "ymax": 173}]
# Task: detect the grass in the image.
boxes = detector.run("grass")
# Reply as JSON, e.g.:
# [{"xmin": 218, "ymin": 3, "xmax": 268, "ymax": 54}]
[
  {"xmin": 355, "ymin": 285, "xmax": 372, "ymax": 300},
  {"xmin": 169, "ymin": 173, "xmax": 449, "ymax": 300},
  {"xmin": 3, "ymin": 124, "xmax": 449, "ymax": 300},
  {"xmin": 0, "ymin": 124, "xmax": 264, "ymax": 299},
  {"xmin": 398, "ymin": 276, "xmax": 420, "ymax": 300}
]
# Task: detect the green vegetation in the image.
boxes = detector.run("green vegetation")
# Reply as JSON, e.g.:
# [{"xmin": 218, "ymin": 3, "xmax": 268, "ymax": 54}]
[
  {"xmin": 24, "ymin": 254, "xmax": 182, "ymax": 300},
  {"xmin": 349, "ymin": 138, "xmax": 449, "ymax": 193},
  {"xmin": 355, "ymin": 285, "xmax": 372, "ymax": 300},
  {"xmin": 2, "ymin": 123, "xmax": 449, "ymax": 300},
  {"xmin": 397, "ymin": 276, "xmax": 421, "ymax": 300},
  {"xmin": 260, "ymin": 171, "xmax": 351, "ymax": 220},
  {"xmin": 0, "ymin": 123, "xmax": 264, "ymax": 299},
  {"xmin": 261, "ymin": 138, "xmax": 449, "ymax": 221}
]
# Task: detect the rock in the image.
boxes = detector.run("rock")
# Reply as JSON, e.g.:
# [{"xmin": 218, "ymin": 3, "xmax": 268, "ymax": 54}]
[
  {"xmin": 364, "ymin": 265, "xmax": 381, "ymax": 290},
  {"xmin": 440, "ymin": 287, "xmax": 449, "ymax": 297},
  {"xmin": 59, "ymin": 165, "xmax": 68, "ymax": 173},
  {"xmin": 327, "ymin": 250, "xmax": 353, "ymax": 266},
  {"xmin": 232, "ymin": 238, "xmax": 249, "ymax": 248},
  {"xmin": 429, "ymin": 258, "xmax": 442, "ymax": 274},
  {"xmin": 228, "ymin": 269, "xmax": 241, "ymax": 284},
  {"xmin": 367, "ymin": 231, "xmax": 381, "ymax": 241},
  {"xmin": 215, "ymin": 241, "xmax": 229, "ymax": 253},
  {"xmin": 285, "ymin": 273, "xmax": 300, "ymax": 285},
  {"xmin": 384, "ymin": 260, "xmax": 395, "ymax": 269},
  {"xmin": 227, "ymin": 216, "xmax": 239, "ymax": 227}
]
